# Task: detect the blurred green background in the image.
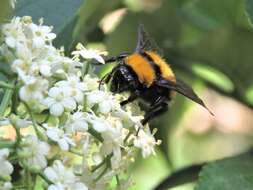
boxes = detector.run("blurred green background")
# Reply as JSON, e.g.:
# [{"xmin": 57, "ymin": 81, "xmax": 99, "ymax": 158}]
[{"xmin": 2, "ymin": 0, "xmax": 253, "ymax": 189}]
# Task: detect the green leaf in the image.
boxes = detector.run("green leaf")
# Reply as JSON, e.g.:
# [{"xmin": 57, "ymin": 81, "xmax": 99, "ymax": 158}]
[
  {"xmin": 180, "ymin": 26, "xmax": 253, "ymax": 107},
  {"xmin": 53, "ymin": 15, "xmax": 79, "ymax": 52},
  {"xmin": 75, "ymin": 0, "xmax": 121, "ymax": 43},
  {"xmin": 195, "ymin": 151, "xmax": 253, "ymax": 190},
  {"xmin": 180, "ymin": 0, "xmax": 249, "ymax": 30},
  {"xmin": 0, "ymin": 80, "xmax": 15, "ymax": 118},
  {"xmin": 245, "ymin": 0, "xmax": 253, "ymax": 27},
  {"xmin": 14, "ymin": 0, "xmax": 84, "ymax": 34},
  {"xmin": 154, "ymin": 163, "xmax": 204, "ymax": 190},
  {"xmin": 191, "ymin": 64, "xmax": 234, "ymax": 93},
  {"xmin": 129, "ymin": 150, "xmax": 171, "ymax": 190},
  {"xmin": 105, "ymin": 0, "xmax": 182, "ymax": 55},
  {"xmin": 0, "ymin": 0, "xmax": 12, "ymax": 23}
]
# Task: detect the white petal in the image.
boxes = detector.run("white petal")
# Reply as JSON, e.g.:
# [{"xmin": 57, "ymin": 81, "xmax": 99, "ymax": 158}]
[
  {"xmin": 5, "ymin": 37, "xmax": 16, "ymax": 48},
  {"xmin": 0, "ymin": 160, "xmax": 13, "ymax": 175},
  {"xmin": 12, "ymin": 59, "xmax": 23, "ymax": 68},
  {"xmin": 65, "ymin": 137, "xmax": 76, "ymax": 146},
  {"xmin": 62, "ymin": 97, "xmax": 76, "ymax": 111},
  {"xmin": 44, "ymin": 167, "xmax": 58, "ymax": 182},
  {"xmin": 86, "ymin": 91, "xmax": 105, "ymax": 105},
  {"xmin": 79, "ymin": 49, "xmax": 92, "ymax": 59},
  {"xmin": 43, "ymin": 97, "xmax": 55, "ymax": 107},
  {"xmin": 92, "ymin": 152, "xmax": 102, "ymax": 164},
  {"xmin": 41, "ymin": 25, "xmax": 51, "ymax": 33},
  {"xmin": 55, "ymin": 81, "xmax": 68, "ymax": 88},
  {"xmin": 72, "ymin": 183, "xmax": 88, "ymax": 190},
  {"xmin": 48, "ymin": 87, "xmax": 60, "ymax": 98},
  {"xmin": 39, "ymin": 64, "xmax": 51, "ymax": 77},
  {"xmin": 58, "ymin": 139, "xmax": 69, "ymax": 151},
  {"xmin": 92, "ymin": 120, "xmax": 107, "ymax": 132},
  {"xmin": 33, "ymin": 153, "xmax": 48, "ymax": 168},
  {"xmin": 46, "ymin": 128, "xmax": 60, "ymax": 141},
  {"xmin": 75, "ymin": 121, "xmax": 88, "ymax": 132},
  {"xmin": 37, "ymin": 141, "xmax": 50, "ymax": 156},
  {"xmin": 2, "ymin": 181, "xmax": 12, "ymax": 189},
  {"xmin": 0, "ymin": 148, "xmax": 9, "ymax": 157},
  {"xmin": 73, "ymin": 90, "xmax": 83, "ymax": 103},
  {"xmin": 92, "ymin": 53, "xmax": 105, "ymax": 64},
  {"xmin": 16, "ymin": 43, "xmax": 31, "ymax": 60},
  {"xmin": 99, "ymin": 101, "xmax": 112, "ymax": 114},
  {"xmin": 32, "ymin": 91, "xmax": 44, "ymax": 102},
  {"xmin": 76, "ymin": 82, "xmax": 86, "ymax": 91},
  {"xmin": 50, "ymin": 103, "xmax": 64, "ymax": 116},
  {"xmin": 33, "ymin": 37, "xmax": 45, "ymax": 48},
  {"xmin": 48, "ymin": 185, "xmax": 60, "ymax": 190},
  {"xmin": 46, "ymin": 33, "xmax": 57, "ymax": 41},
  {"xmin": 28, "ymin": 23, "xmax": 38, "ymax": 34},
  {"xmin": 19, "ymin": 87, "xmax": 29, "ymax": 101}
]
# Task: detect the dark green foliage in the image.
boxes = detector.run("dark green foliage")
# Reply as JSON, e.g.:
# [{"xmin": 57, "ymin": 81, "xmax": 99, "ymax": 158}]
[
  {"xmin": 14, "ymin": 0, "xmax": 83, "ymax": 33},
  {"xmin": 2, "ymin": 0, "xmax": 253, "ymax": 189},
  {"xmin": 195, "ymin": 151, "xmax": 253, "ymax": 190}
]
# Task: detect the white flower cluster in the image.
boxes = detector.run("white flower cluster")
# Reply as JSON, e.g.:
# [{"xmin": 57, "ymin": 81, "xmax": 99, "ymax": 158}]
[{"xmin": 0, "ymin": 17, "xmax": 160, "ymax": 189}]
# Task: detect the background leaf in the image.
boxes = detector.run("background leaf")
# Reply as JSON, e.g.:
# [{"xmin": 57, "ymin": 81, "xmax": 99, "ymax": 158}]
[
  {"xmin": 180, "ymin": 26, "xmax": 253, "ymax": 107},
  {"xmin": 75, "ymin": 0, "xmax": 122, "ymax": 43},
  {"xmin": 195, "ymin": 151, "xmax": 253, "ymax": 190},
  {"xmin": 0, "ymin": 0, "xmax": 12, "ymax": 23},
  {"xmin": 14, "ymin": 0, "xmax": 83, "ymax": 34},
  {"xmin": 245, "ymin": 0, "xmax": 253, "ymax": 27}
]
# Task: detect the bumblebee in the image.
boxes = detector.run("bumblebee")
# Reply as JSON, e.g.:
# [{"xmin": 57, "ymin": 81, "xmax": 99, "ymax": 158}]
[{"xmin": 100, "ymin": 24, "xmax": 213, "ymax": 125}]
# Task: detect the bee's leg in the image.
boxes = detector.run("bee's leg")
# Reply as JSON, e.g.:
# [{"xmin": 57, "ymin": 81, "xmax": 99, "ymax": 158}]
[
  {"xmin": 141, "ymin": 96, "xmax": 168, "ymax": 125},
  {"xmin": 120, "ymin": 91, "xmax": 140, "ymax": 106},
  {"xmin": 104, "ymin": 52, "xmax": 130, "ymax": 63},
  {"xmin": 99, "ymin": 66, "xmax": 120, "ymax": 89},
  {"xmin": 99, "ymin": 72, "xmax": 111, "ymax": 90}
]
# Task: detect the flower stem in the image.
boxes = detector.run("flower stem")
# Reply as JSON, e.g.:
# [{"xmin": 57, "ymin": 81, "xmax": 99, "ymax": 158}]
[
  {"xmin": 0, "ymin": 79, "xmax": 15, "ymax": 118},
  {"xmin": 26, "ymin": 170, "xmax": 32, "ymax": 190},
  {"xmin": 123, "ymin": 131, "xmax": 131, "ymax": 144},
  {"xmin": 69, "ymin": 148, "xmax": 83, "ymax": 156},
  {"xmin": 88, "ymin": 127, "xmax": 103, "ymax": 142},
  {"xmin": 31, "ymin": 174, "xmax": 37, "ymax": 190},
  {"xmin": 23, "ymin": 102, "xmax": 47, "ymax": 141},
  {"xmin": 91, "ymin": 154, "xmax": 112, "ymax": 172},
  {"xmin": 38, "ymin": 171, "xmax": 52, "ymax": 185},
  {"xmin": 0, "ymin": 81, "xmax": 14, "ymax": 89},
  {"xmin": 116, "ymin": 175, "xmax": 120, "ymax": 188},
  {"xmin": 0, "ymin": 66, "xmax": 13, "ymax": 78},
  {"xmin": 0, "ymin": 140, "xmax": 15, "ymax": 148},
  {"xmin": 95, "ymin": 164, "xmax": 109, "ymax": 182},
  {"xmin": 82, "ymin": 61, "xmax": 90, "ymax": 78},
  {"xmin": 13, "ymin": 121, "xmax": 21, "ymax": 145},
  {"xmin": 12, "ymin": 185, "xmax": 26, "ymax": 189},
  {"xmin": 91, "ymin": 158, "xmax": 106, "ymax": 173}
]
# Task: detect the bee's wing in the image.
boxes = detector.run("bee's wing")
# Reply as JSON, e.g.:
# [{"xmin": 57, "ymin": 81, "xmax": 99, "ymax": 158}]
[
  {"xmin": 135, "ymin": 24, "xmax": 163, "ymax": 55},
  {"xmin": 156, "ymin": 78, "xmax": 214, "ymax": 115}
]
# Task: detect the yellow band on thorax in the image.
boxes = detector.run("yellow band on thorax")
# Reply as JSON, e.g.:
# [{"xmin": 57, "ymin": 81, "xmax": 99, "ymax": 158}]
[
  {"xmin": 125, "ymin": 53, "xmax": 155, "ymax": 86},
  {"xmin": 145, "ymin": 51, "xmax": 176, "ymax": 82}
]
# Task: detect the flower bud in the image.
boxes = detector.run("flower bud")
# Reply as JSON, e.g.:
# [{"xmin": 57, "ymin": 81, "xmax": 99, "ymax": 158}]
[
  {"xmin": 0, "ymin": 174, "xmax": 11, "ymax": 181},
  {"xmin": 28, "ymin": 165, "xmax": 41, "ymax": 173},
  {"xmin": 17, "ymin": 150, "xmax": 32, "ymax": 158}
]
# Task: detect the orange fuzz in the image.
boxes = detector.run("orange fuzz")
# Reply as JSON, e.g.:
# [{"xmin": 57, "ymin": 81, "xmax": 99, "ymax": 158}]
[
  {"xmin": 125, "ymin": 53, "xmax": 155, "ymax": 86},
  {"xmin": 145, "ymin": 51, "xmax": 176, "ymax": 82}
]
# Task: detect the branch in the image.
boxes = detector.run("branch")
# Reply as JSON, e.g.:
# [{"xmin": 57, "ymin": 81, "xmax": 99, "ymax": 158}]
[{"xmin": 153, "ymin": 163, "xmax": 204, "ymax": 190}]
